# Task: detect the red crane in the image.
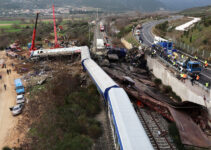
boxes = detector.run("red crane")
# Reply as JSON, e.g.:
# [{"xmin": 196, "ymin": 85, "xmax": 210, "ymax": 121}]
[
  {"xmin": 30, "ymin": 13, "xmax": 39, "ymax": 51},
  {"xmin": 52, "ymin": 5, "xmax": 60, "ymax": 48}
]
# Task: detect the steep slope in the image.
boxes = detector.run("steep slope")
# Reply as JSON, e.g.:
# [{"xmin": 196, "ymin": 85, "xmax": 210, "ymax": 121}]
[
  {"xmin": 180, "ymin": 5, "xmax": 211, "ymax": 16},
  {"xmin": 158, "ymin": 0, "xmax": 211, "ymax": 11}
]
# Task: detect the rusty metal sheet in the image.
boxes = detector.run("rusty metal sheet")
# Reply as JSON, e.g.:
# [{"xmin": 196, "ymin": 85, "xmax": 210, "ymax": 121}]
[{"xmin": 169, "ymin": 107, "xmax": 211, "ymax": 148}]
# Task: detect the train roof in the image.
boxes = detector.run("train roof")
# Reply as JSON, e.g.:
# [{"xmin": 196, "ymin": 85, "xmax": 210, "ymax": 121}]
[
  {"xmin": 81, "ymin": 46, "xmax": 153, "ymax": 149},
  {"xmin": 108, "ymin": 88, "xmax": 154, "ymax": 150},
  {"xmin": 81, "ymin": 46, "xmax": 91, "ymax": 60},
  {"xmin": 83, "ymin": 59, "xmax": 117, "ymax": 93},
  {"xmin": 32, "ymin": 47, "xmax": 81, "ymax": 57}
]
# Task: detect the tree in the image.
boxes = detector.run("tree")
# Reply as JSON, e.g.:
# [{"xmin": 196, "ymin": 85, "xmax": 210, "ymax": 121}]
[
  {"xmin": 2, "ymin": 147, "xmax": 12, "ymax": 150},
  {"xmin": 203, "ymin": 39, "xmax": 208, "ymax": 45}
]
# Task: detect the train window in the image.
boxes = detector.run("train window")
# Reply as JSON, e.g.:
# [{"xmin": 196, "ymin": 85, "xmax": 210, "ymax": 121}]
[{"xmin": 192, "ymin": 64, "xmax": 199, "ymax": 69}]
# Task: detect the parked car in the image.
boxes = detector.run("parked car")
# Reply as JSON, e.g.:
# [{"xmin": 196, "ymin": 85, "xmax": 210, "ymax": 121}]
[
  {"xmin": 14, "ymin": 78, "xmax": 25, "ymax": 94},
  {"xmin": 9, "ymin": 104, "xmax": 24, "ymax": 116},
  {"xmin": 16, "ymin": 94, "xmax": 25, "ymax": 104}
]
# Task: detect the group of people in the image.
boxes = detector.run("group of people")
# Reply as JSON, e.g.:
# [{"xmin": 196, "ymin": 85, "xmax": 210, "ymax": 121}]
[
  {"xmin": 6, "ymin": 69, "xmax": 12, "ymax": 75},
  {"xmin": 152, "ymin": 48, "xmax": 210, "ymax": 89},
  {"xmin": 180, "ymin": 73, "xmax": 188, "ymax": 82},
  {"xmin": 1, "ymin": 63, "xmax": 14, "ymax": 91},
  {"xmin": 190, "ymin": 74, "xmax": 200, "ymax": 85},
  {"xmin": 151, "ymin": 49, "xmax": 156, "ymax": 57},
  {"xmin": 204, "ymin": 60, "xmax": 208, "ymax": 68},
  {"xmin": 2, "ymin": 63, "xmax": 6, "ymax": 68}
]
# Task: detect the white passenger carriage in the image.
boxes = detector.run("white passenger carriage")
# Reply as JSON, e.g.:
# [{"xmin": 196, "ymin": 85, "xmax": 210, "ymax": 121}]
[
  {"xmin": 31, "ymin": 47, "xmax": 81, "ymax": 57},
  {"xmin": 107, "ymin": 88, "xmax": 154, "ymax": 150},
  {"xmin": 81, "ymin": 46, "xmax": 154, "ymax": 150},
  {"xmin": 31, "ymin": 46, "xmax": 154, "ymax": 150}
]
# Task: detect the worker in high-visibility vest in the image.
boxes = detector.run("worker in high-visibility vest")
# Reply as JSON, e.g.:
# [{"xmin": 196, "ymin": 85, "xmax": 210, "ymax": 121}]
[
  {"xmin": 173, "ymin": 61, "xmax": 176, "ymax": 66},
  {"xmin": 196, "ymin": 75, "xmax": 200, "ymax": 81},
  {"xmin": 183, "ymin": 73, "xmax": 187, "ymax": 83},
  {"xmin": 151, "ymin": 50, "xmax": 156, "ymax": 57},
  {"xmin": 204, "ymin": 60, "xmax": 208, "ymax": 68},
  {"xmin": 181, "ymin": 55, "xmax": 184, "ymax": 59},
  {"xmin": 205, "ymin": 82, "xmax": 209, "ymax": 88},
  {"xmin": 194, "ymin": 56, "xmax": 198, "ymax": 61},
  {"xmin": 180, "ymin": 73, "xmax": 184, "ymax": 82},
  {"xmin": 183, "ymin": 74, "xmax": 187, "ymax": 79}
]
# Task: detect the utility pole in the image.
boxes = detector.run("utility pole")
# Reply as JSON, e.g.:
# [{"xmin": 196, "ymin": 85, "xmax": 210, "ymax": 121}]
[{"xmin": 97, "ymin": 8, "xmax": 98, "ymax": 22}]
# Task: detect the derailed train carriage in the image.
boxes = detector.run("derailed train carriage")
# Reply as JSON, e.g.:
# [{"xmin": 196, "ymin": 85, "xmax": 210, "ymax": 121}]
[
  {"xmin": 30, "ymin": 46, "xmax": 154, "ymax": 150},
  {"xmin": 30, "ymin": 47, "xmax": 81, "ymax": 59},
  {"xmin": 81, "ymin": 46, "xmax": 153, "ymax": 150}
]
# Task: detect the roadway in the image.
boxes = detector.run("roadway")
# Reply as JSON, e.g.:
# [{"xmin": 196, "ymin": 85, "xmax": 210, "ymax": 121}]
[
  {"xmin": 140, "ymin": 16, "xmax": 182, "ymax": 46},
  {"xmin": 94, "ymin": 19, "xmax": 112, "ymax": 52},
  {"xmin": 138, "ymin": 16, "xmax": 211, "ymax": 85}
]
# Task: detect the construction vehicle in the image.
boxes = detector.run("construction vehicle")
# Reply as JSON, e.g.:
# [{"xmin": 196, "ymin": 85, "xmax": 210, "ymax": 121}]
[
  {"xmin": 176, "ymin": 59, "xmax": 201, "ymax": 75},
  {"xmin": 100, "ymin": 25, "xmax": 105, "ymax": 32},
  {"xmin": 29, "ymin": 13, "xmax": 39, "ymax": 51},
  {"xmin": 100, "ymin": 22, "xmax": 104, "ymax": 32},
  {"xmin": 154, "ymin": 41, "xmax": 202, "ymax": 75},
  {"xmin": 52, "ymin": 5, "xmax": 60, "ymax": 48},
  {"xmin": 157, "ymin": 41, "xmax": 174, "ymax": 55},
  {"xmin": 107, "ymin": 48, "xmax": 127, "ymax": 59}
]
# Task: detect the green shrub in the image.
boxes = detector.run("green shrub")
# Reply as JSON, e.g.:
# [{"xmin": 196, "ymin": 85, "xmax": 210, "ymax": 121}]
[
  {"xmin": 2, "ymin": 147, "xmax": 12, "ymax": 150},
  {"xmin": 88, "ymin": 121, "xmax": 103, "ymax": 139},
  {"xmin": 117, "ymin": 24, "xmax": 133, "ymax": 38},
  {"xmin": 25, "ymin": 75, "xmax": 102, "ymax": 149},
  {"xmin": 171, "ymin": 92, "xmax": 182, "ymax": 102},
  {"xmin": 55, "ymin": 134, "xmax": 93, "ymax": 150},
  {"xmin": 155, "ymin": 21, "xmax": 169, "ymax": 32},
  {"xmin": 203, "ymin": 39, "xmax": 208, "ymax": 45},
  {"xmin": 168, "ymin": 123, "xmax": 185, "ymax": 150},
  {"xmin": 154, "ymin": 78, "xmax": 162, "ymax": 87},
  {"xmin": 189, "ymin": 36, "xmax": 192, "ymax": 43},
  {"xmin": 163, "ymin": 85, "xmax": 172, "ymax": 94}
]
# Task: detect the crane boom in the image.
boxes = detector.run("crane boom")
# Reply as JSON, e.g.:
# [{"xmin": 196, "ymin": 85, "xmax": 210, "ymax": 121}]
[
  {"xmin": 30, "ymin": 13, "xmax": 39, "ymax": 51},
  {"xmin": 52, "ymin": 5, "xmax": 59, "ymax": 48}
]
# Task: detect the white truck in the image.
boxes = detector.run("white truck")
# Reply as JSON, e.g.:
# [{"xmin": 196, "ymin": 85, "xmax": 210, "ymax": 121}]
[{"xmin": 96, "ymin": 39, "xmax": 105, "ymax": 50}]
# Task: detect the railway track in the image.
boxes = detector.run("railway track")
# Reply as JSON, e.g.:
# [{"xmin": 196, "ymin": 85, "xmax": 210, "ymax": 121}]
[{"xmin": 136, "ymin": 106, "xmax": 176, "ymax": 150}]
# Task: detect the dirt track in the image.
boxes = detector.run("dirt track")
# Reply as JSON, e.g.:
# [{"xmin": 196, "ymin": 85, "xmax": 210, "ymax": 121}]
[{"xmin": 0, "ymin": 51, "xmax": 20, "ymax": 148}]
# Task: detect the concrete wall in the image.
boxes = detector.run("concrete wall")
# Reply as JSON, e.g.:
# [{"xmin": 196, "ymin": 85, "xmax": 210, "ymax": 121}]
[{"xmin": 147, "ymin": 56, "xmax": 211, "ymax": 108}]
